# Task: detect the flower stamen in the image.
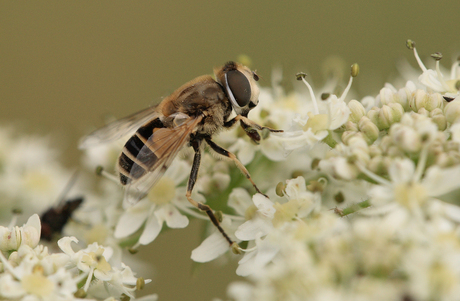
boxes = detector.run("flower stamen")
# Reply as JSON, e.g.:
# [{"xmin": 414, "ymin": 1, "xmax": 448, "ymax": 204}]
[
  {"xmin": 407, "ymin": 39, "xmax": 427, "ymax": 72},
  {"xmin": 296, "ymin": 72, "xmax": 319, "ymax": 115}
]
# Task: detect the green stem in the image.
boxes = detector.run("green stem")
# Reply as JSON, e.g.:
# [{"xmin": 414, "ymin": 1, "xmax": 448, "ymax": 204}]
[
  {"xmin": 323, "ymin": 132, "xmax": 337, "ymax": 148},
  {"xmin": 336, "ymin": 200, "xmax": 370, "ymax": 217}
]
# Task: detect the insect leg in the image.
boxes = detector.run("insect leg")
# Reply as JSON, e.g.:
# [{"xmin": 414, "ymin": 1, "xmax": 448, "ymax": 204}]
[
  {"xmin": 205, "ymin": 138, "xmax": 268, "ymax": 198},
  {"xmin": 186, "ymin": 138, "xmax": 234, "ymax": 246},
  {"xmin": 234, "ymin": 115, "xmax": 284, "ymax": 133}
]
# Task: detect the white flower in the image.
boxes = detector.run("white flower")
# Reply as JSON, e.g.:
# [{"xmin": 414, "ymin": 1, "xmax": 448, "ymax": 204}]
[
  {"xmin": 408, "ymin": 41, "xmax": 460, "ymax": 99},
  {"xmin": 0, "ymin": 214, "xmax": 41, "ymax": 252},
  {"xmin": 114, "ymin": 158, "xmax": 204, "ymax": 246},
  {"xmin": 236, "ymin": 232, "xmax": 280, "ymax": 277},
  {"xmin": 367, "ymin": 158, "xmax": 460, "ymax": 222},
  {"xmin": 191, "ymin": 217, "xmax": 238, "ymax": 263},
  {"xmin": 235, "ymin": 194, "xmax": 275, "ymax": 241},
  {"xmin": 274, "ymin": 72, "xmax": 353, "ymax": 151}
]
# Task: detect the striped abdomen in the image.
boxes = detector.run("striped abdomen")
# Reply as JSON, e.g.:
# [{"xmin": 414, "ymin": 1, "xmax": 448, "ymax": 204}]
[{"xmin": 118, "ymin": 118, "xmax": 164, "ymax": 185}]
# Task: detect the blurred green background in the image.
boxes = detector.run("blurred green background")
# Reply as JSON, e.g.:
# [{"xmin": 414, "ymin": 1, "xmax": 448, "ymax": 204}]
[{"xmin": 1, "ymin": 1, "xmax": 460, "ymax": 300}]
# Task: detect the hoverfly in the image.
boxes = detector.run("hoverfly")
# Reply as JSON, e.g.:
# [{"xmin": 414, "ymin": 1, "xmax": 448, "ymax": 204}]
[{"xmin": 79, "ymin": 61, "xmax": 282, "ymax": 247}]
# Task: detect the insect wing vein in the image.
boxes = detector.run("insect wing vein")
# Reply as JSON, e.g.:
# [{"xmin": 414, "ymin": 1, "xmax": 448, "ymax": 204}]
[
  {"xmin": 79, "ymin": 106, "xmax": 158, "ymax": 149},
  {"xmin": 123, "ymin": 115, "xmax": 203, "ymax": 206}
]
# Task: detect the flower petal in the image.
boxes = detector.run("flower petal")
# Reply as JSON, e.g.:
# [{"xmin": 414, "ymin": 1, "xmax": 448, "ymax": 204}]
[
  {"xmin": 155, "ymin": 204, "xmax": 189, "ymax": 229},
  {"xmin": 235, "ymin": 216, "xmax": 273, "ymax": 241},
  {"xmin": 191, "ymin": 231, "xmax": 229, "ymax": 263},
  {"xmin": 138, "ymin": 214, "xmax": 162, "ymax": 245},
  {"xmin": 114, "ymin": 200, "xmax": 151, "ymax": 238}
]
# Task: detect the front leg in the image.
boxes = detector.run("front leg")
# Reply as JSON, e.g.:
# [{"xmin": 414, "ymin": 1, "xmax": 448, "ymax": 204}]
[
  {"xmin": 205, "ymin": 138, "xmax": 268, "ymax": 198},
  {"xmin": 186, "ymin": 137, "xmax": 234, "ymax": 246},
  {"xmin": 233, "ymin": 115, "xmax": 284, "ymax": 133},
  {"xmin": 224, "ymin": 115, "xmax": 283, "ymax": 144}
]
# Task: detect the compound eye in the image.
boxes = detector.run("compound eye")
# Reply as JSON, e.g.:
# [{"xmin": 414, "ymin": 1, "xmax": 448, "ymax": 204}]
[{"xmin": 226, "ymin": 70, "xmax": 251, "ymax": 107}]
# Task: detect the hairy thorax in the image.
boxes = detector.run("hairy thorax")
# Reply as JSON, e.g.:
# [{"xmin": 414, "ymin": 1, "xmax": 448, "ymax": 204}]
[{"xmin": 159, "ymin": 75, "xmax": 232, "ymax": 136}]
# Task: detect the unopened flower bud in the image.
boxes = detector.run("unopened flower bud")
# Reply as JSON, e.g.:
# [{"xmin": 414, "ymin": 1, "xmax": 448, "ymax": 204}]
[
  {"xmin": 410, "ymin": 90, "xmax": 427, "ymax": 111},
  {"xmin": 388, "ymin": 102, "xmax": 404, "ymax": 122},
  {"xmin": 396, "ymin": 82, "xmax": 416, "ymax": 110},
  {"xmin": 410, "ymin": 90, "xmax": 443, "ymax": 112},
  {"xmin": 444, "ymin": 100, "xmax": 460, "ymax": 123},
  {"xmin": 379, "ymin": 136, "xmax": 392, "ymax": 153},
  {"xmin": 368, "ymin": 155, "xmax": 387, "ymax": 175},
  {"xmin": 0, "ymin": 227, "xmax": 20, "ymax": 251},
  {"xmin": 358, "ymin": 116, "xmax": 379, "ymax": 144},
  {"xmin": 0, "ymin": 214, "xmax": 41, "ymax": 252},
  {"xmin": 390, "ymin": 124, "xmax": 421, "ymax": 153},
  {"xmin": 387, "ymin": 145, "xmax": 405, "ymax": 157},
  {"xmin": 378, "ymin": 105, "xmax": 394, "ymax": 129},
  {"xmin": 426, "ymin": 93, "xmax": 444, "ymax": 111},
  {"xmin": 342, "ymin": 130, "xmax": 358, "ymax": 144},
  {"xmin": 348, "ymin": 99, "xmax": 366, "ymax": 123},
  {"xmin": 369, "ymin": 145, "xmax": 382, "ymax": 157},
  {"xmin": 417, "ymin": 108, "xmax": 429, "ymax": 116},
  {"xmin": 379, "ymin": 87, "xmax": 397, "ymax": 105},
  {"xmin": 430, "ymin": 109, "xmax": 447, "ymax": 130},
  {"xmin": 367, "ymin": 108, "xmax": 380, "ymax": 128},
  {"xmin": 345, "ymin": 120, "xmax": 359, "ymax": 132}
]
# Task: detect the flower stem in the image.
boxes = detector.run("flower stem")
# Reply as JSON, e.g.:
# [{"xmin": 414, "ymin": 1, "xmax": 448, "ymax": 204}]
[{"xmin": 335, "ymin": 200, "xmax": 371, "ymax": 217}]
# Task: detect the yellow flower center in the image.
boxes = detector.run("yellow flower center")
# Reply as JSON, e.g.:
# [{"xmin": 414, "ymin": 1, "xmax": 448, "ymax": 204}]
[
  {"xmin": 81, "ymin": 248, "xmax": 112, "ymax": 272},
  {"xmin": 303, "ymin": 112, "xmax": 329, "ymax": 133},
  {"xmin": 394, "ymin": 182, "xmax": 428, "ymax": 208},
  {"xmin": 148, "ymin": 177, "xmax": 176, "ymax": 205},
  {"xmin": 22, "ymin": 273, "xmax": 55, "ymax": 297}
]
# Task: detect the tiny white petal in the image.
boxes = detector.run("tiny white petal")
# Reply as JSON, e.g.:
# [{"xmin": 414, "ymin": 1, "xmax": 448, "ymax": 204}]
[
  {"xmin": 422, "ymin": 165, "xmax": 460, "ymax": 197},
  {"xmin": 138, "ymin": 214, "xmax": 162, "ymax": 245},
  {"xmin": 228, "ymin": 188, "xmax": 253, "ymax": 216},
  {"xmin": 191, "ymin": 231, "xmax": 229, "ymax": 263},
  {"xmin": 57, "ymin": 236, "xmax": 79, "ymax": 256},
  {"xmin": 155, "ymin": 204, "xmax": 189, "ymax": 229},
  {"xmin": 252, "ymin": 194, "xmax": 275, "ymax": 218},
  {"xmin": 114, "ymin": 200, "xmax": 151, "ymax": 238},
  {"xmin": 388, "ymin": 158, "xmax": 415, "ymax": 183},
  {"xmin": 235, "ymin": 217, "xmax": 273, "ymax": 241}
]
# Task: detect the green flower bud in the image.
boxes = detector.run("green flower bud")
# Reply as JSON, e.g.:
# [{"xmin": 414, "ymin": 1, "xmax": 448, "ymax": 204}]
[
  {"xmin": 348, "ymin": 99, "xmax": 366, "ymax": 123},
  {"xmin": 378, "ymin": 105, "xmax": 394, "ymax": 129},
  {"xmin": 369, "ymin": 144, "xmax": 382, "ymax": 157},
  {"xmin": 367, "ymin": 108, "xmax": 380, "ymax": 129},
  {"xmin": 388, "ymin": 102, "xmax": 404, "ymax": 122},
  {"xmin": 431, "ymin": 110, "xmax": 447, "ymax": 130},
  {"xmin": 345, "ymin": 120, "xmax": 359, "ymax": 132},
  {"xmin": 379, "ymin": 87, "xmax": 396, "ymax": 105},
  {"xmin": 410, "ymin": 90, "xmax": 444, "ymax": 112},
  {"xmin": 368, "ymin": 155, "xmax": 387, "ymax": 175},
  {"xmin": 358, "ymin": 116, "xmax": 379, "ymax": 144},
  {"xmin": 342, "ymin": 130, "xmax": 359, "ymax": 145},
  {"xmin": 390, "ymin": 124, "xmax": 421, "ymax": 153},
  {"xmin": 417, "ymin": 107, "xmax": 429, "ymax": 117}
]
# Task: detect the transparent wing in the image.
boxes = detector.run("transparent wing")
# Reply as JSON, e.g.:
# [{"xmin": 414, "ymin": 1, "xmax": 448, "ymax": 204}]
[
  {"xmin": 79, "ymin": 106, "xmax": 158, "ymax": 149},
  {"xmin": 123, "ymin": 115, "xmax": 203, "ymax": 206}
]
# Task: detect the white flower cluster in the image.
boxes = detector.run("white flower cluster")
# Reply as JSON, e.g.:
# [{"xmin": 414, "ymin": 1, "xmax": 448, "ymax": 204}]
[
  {"xmin": 0, "ymin": 129, "xmax": 74, "ymax": 224},
  {"xmin": 77, "ymin": 41, "xmax": 460, "ymax": 300},
  {"xmin": 0, "ymin": 214, "xmax": 155, "ymax": 301},
  {"xmin": 3, "ymin": 39, "xmax": 460, "ymax": 300}
]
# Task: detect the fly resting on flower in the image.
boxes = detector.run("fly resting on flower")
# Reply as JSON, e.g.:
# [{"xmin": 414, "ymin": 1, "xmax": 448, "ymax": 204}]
[{"xmin": 79, "ymin": 61, "xmax": 282, "ymax": 249}]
